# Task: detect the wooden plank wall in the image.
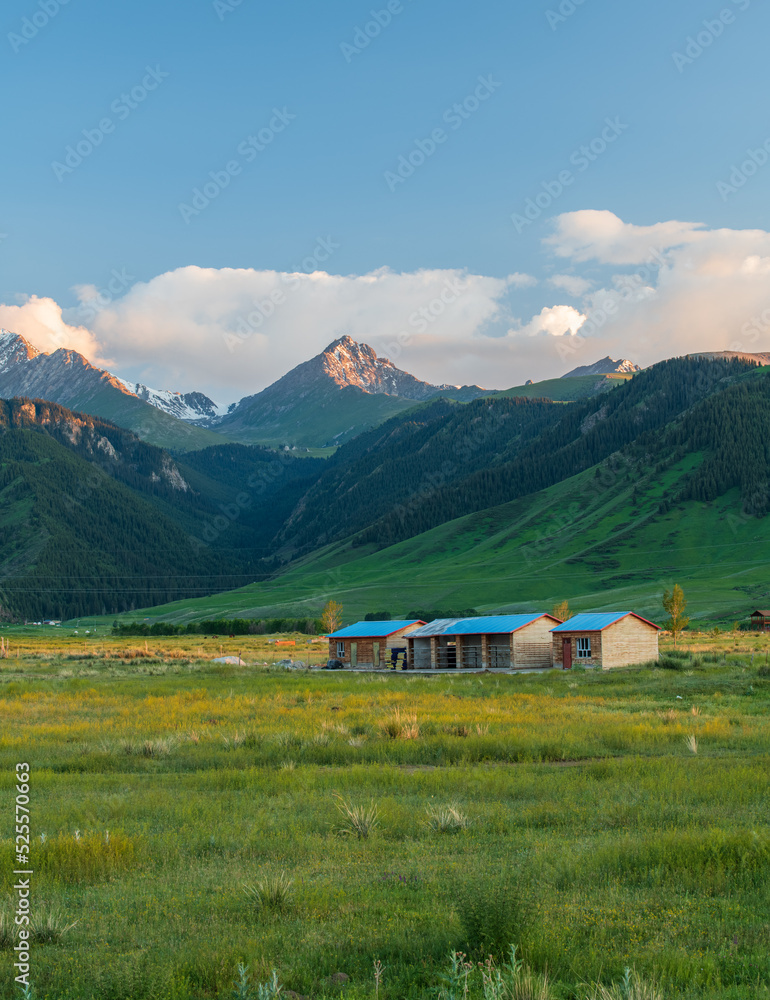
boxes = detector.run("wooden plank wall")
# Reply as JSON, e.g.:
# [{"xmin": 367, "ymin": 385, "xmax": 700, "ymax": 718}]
[{"xmin": 602, "ymin": 617, "xmax": 659, "ymax": 667}]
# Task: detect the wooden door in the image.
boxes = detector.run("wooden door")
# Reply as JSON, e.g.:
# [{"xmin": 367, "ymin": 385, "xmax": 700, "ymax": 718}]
[
  {"xmin": 373, "ymin": 642, "xmax": 380, "ymax": 668},
  {"xmin": 562, "ymin": 638, "xmax": 572, "ymax": 670},
  {"xmin": 351, "ymin": 642, "xmax": 358, "ymax": 667}
]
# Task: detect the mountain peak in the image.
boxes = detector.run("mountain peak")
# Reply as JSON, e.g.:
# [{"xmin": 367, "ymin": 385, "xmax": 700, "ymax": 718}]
[
  {"xmin": 562, "ymin": 356, "xmax": 641, "ymax": 378},
  {"xmin": 0, "ymin": 329, "xmax": 41, "ymax": 370}
]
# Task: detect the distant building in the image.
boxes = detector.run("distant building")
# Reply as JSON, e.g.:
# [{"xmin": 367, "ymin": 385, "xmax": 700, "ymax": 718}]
[
  {"xmin": 749, "ymin": 610, "xmax": 770, "ymax": 631},
  {"xmin": 406, "ymin": 614, "xmax": 562, "ymax": 670},
  {"xmin": 326, "ymin": 621, "xmax": 425, "ymax": 668},
  {"xmin": 551, "ymin": 612, "xmax": 660, "ymax": 669}
]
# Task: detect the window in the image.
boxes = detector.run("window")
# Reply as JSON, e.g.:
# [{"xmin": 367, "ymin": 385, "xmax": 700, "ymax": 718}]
[
  {"xmin": 336, "ymin": 642, "xmax": 345, "ymax": 657},
  {"xmin": 576, "ymin": 637, "xmax": 591, "ymax": 658}
]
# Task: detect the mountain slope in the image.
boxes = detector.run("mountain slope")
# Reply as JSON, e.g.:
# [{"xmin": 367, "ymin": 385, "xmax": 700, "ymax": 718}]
[
  {"xmin": 0, "ymin": 401, "xmax": 244, "ymax": 619},
  {"xmin": 274, "ymin": 355, "xmax": 753, "ymax": 556},
  {"xmin": 494, "ymin": 372, "xmax": 633, "ymax": 402},
  {"xmin": 0, "ymin": 399, "xmax": 326, "ymax": 618},
  {"xmin": 100, "ymin": 363, "xmax": 770, "ymax": 628},
  {"xmin": 0, "ymin": 330, "xmax": 227, "ymax": 451},
  {"xmin": 215, "ymin": 335, "xmax": 489, "ymax": 447}
]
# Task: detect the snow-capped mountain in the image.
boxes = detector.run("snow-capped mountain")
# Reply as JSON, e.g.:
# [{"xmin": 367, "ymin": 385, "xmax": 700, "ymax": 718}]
[
  {"xmin": 215, "ymin": 335, "xmax": 490, "ymax": 446},
  {"xmin": 0, "ymin": 329, "xmax": 222, "ymax": 423},
  {"xmin": 0, "ymin": 329, "xmax": 225, "ymax": 450},
  {"xmin": 113, "ymin": 378, "xmax": 227, "ymax": 422},
  {"xmin": 562, "ymin": 356, "xmax": 641, "ymax": 378}
]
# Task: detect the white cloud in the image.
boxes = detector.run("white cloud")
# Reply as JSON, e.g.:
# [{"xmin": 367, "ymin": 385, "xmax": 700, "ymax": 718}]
[
  {"xmin": 512, "ymin": 305, "xmax": 587, "ymax": 339},
  {"xmin": 0, "ymin": 295, "xmax": 107, "ymax": 364},
  {"xmin": 548, "ymin": 274, "xmax": 593, "ymax": 296},
  {"xmin": 79, "ymin": 265, "xmax": 532, "ymax": 398},
  {"xmin": 7, "ymin": 214, "xmax": 770, "ymax": 398},
  {"xmin": 545, "ymin": 209, "xmax": 705, "ymax": 264}
]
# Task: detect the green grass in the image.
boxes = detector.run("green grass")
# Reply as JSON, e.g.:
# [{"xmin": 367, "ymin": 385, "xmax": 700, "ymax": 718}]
[{"xmin": 0, "ymin": 646, "xmax": 768, "ymax": 999}]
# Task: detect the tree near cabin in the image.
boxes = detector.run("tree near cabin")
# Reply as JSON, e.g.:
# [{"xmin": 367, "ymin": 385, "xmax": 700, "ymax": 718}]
[
  {"xmin": 552, "ymin": 600, "xmax": 574, "ymax": 622},
  {"xmin": 321, "ymin": 600, "xmax": 344, "ymax": 634},
  {"xmin": 662, "ymin": 585, "xmax": 689, "ymax": 647}
]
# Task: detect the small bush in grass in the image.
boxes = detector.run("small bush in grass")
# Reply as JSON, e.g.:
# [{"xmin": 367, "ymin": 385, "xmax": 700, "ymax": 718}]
[
  {"xmin": 426, "ymin": 804, "xmax": 470, "ymax": 834},
  {"xmin": 454, "ymin": 872, "xmax": 527, "ymax": 957},
  {"xmin": 585, "ymin": 967, "xmax": 662, "ymax": 1000},
  {"xmin": 242, "ymin": 871, "xmax": 294, "ymax": 914},
  {"xmin": 29, "ymin": 905, "xmax": 78, "ymax": 944},
  {"xmin": 231, "ymin": 964, "xmax": 282, "ymax": 1000},
  {"xmin": 480, "ymin": 946, "xmax": 553, "ymax": 1000},
  {"xmin": 659, "ymin": 655, "xmax": 683, "ymax": 671},
  {"xmin": 333, "ymin": 792, "xmax": 379, "ymax": 839},
  {"xmin": 684, "ymin": 734, "xmax": 698, "ymax": 755}
]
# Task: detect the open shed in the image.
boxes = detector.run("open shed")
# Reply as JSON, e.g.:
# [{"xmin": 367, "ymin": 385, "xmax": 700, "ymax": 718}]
[
  {"xmin": 405, "ymin": 614, "xmax": 562, "ymax": 670},
  {"xmin": 551, "ymin": 612, "xmax": 661, "ymax": 670},
  {"xmin": 749, "ymin": 610, "xmax": 770, "ymax": 631},
  {"xmin": 326, "ymin": 621, "xmax": 425, "ymax": 668}
]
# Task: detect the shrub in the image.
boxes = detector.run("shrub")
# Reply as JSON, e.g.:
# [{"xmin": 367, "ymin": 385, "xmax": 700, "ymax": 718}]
[
  {"xmin": 584, "ymin": 967, "xmax": 662, "ymax": 1000},
  {"xmin": 333, "ymin": 792, "xmax": 379, "ymax": 839},
  {"xmin": 29, "ymin": 905, "xmax": 78, "ymax": 944},
  {"xmin": 231, "ymin": 964, "xmax": 282, "ymax": 1000},
  {"xmin": 242, "ymin": 871, "xmax": 294, "ymax": 914},
  {"xmin": 454, "ymin": 871, "xmax": 527, "ymax": 957},
  {"xmin": 426, "ymin": 804, "xmax": 470, "ymax": 834},
  {"xmin": 658, "ymin": 655, "xmax": 683, "ymax": 671},
  {"xmin": 480, "ymin": 946, "xmax": 553, "ymax": 1000}
]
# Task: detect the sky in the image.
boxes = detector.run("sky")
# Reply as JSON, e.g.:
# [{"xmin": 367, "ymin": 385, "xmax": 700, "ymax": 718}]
[{"xmin": 2, "ymin": 0, "xmax": 770, "ymax": 402}]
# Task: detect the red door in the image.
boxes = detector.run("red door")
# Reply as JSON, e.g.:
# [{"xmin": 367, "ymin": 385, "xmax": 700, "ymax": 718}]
[{"xmin": 562, "ymin": 638, "xmax": 572, "ymax": 670}]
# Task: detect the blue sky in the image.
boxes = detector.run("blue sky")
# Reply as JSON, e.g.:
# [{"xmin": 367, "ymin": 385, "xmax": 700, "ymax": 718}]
[{"xmin": 2, "ymin": 0, "xmax": 770, "ymax": 397}]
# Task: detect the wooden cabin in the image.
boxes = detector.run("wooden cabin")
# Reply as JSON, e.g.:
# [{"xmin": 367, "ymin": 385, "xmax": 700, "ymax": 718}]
[
  {"xmin": 749, "ymin": 610, "xmax": 770, "ymax": 631},
  {"xmin": 326, "ymin": 621, "xmax": 425, "ymax": 668},
  {"xmin": 551, "ymin": 612, "xmax": 661, "ymax": 670},
  {"xmin": 405, "ymin": 614, "xmax": 562, "ymax": 670}
]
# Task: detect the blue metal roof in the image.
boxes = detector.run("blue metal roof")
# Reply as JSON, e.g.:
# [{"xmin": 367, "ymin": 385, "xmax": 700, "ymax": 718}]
[
  {"xmin": 326, "ymin": 620, "xmax": 424, "ymax": 638},
  {"xmin": 551, "ymin": 612, "xmax": 660, "ymax": 632},
  {"xmin": 407, "ymin": 614, "xmax": 551, "ymax": 638}
]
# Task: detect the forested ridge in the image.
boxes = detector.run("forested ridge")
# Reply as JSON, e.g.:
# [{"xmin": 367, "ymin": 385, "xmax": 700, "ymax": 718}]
[{"xmin": 0, "ymin": 357, "xmax": 767, "ymax": 619}]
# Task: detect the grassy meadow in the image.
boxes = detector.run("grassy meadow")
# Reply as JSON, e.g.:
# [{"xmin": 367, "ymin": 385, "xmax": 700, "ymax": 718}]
[{"xmin": 1, "ymin": 632, "xmax": 769, "ymax": 999}]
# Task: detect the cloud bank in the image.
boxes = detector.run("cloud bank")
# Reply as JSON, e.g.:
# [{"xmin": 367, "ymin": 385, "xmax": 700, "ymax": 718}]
[{"xmin": 4, "ymin": 211, "xmax": 770, "ymax": 399}]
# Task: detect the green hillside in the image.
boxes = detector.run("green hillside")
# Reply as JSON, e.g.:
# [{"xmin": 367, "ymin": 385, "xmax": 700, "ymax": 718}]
[
  {"xmin": 90, "ymin": 357, "xmax": 770, "ymax": 629},
  {"xmin": 83, "ymin": 459, "xmax": 768, "ymax": 630},
  {"xmin": 0, "ymin": 401, "xmax": 325, "ymax": 619},
  {"xmin": 216, "ymin": 382, "xmax": 418, "ymax": 448},
  {"xmin": 495, "ymin": 372, "xmax": 633, "ymax": 401},
  {"xmin": 58, "ymin": 384, "xmax": 229, "ymax": 452}
]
